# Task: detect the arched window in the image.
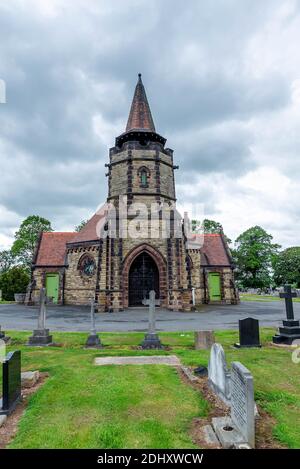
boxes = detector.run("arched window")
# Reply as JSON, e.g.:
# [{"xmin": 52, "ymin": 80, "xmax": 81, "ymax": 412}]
[{"xmin": 138, "ymin": 166, "xmax": 150, "ymax": 188}]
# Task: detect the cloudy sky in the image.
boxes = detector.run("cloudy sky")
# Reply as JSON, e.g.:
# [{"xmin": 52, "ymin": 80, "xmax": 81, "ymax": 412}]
[{"xmin": 0, "ymin": 0, "xmax": 300, "ymax": 249}]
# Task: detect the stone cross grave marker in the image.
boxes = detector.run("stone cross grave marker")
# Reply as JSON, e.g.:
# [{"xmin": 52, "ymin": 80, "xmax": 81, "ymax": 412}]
[
  {"xmin": 230, "ymin": 361, "xmax": 255, "ymax": 448},
  {"xmin": 0, "ymin": 350, "xmax": 21, "ymax": 416},
  {"xmin": 234, "ymin": 318, "xmax": 261, "ymax": 348},
  {"xmin": 273, "ymin": 284, "xmax": 300, "ymax": 345},
  {"xmin": 208, "ymin": 343, "xmax": 231, "ymax": 405},
  {"xmin": 141, "ymin": 290, "xmax": 163, "ymax": 349},
  {"xmin": 85, "ymin": 300, "xmax": 102, "ymax": 348},
  {"xmin": 27, "ymin": 288, "xmax": 53, "ymax": 346}
]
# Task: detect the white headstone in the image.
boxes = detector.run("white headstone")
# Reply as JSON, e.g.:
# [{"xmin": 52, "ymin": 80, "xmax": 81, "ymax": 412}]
[
  {"xmin": 208, "ymin": 343, "xmax": 231, "ymax": 404},
  {"xmin": 0, "ymin": 339, "xmax": 6, "ymax": 363},
  {"xmin": 231, "ymin": 361, "xmax": 255, "ymax": 448}
]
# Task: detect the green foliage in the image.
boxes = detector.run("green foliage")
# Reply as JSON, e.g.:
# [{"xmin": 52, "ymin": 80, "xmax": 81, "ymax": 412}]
[
  {"xmin": 233, "ymin": 226, "xmax": 281, "ymax": 288},
  {"xmin": 0, "ymin": 266, "xmax": 30, "ymax": 300},
  {"xmin": 0, "ymin": 249, "xmax": 17, "ymax": 273},
  {"xmin": 75, "ymin": 219, "xmax": 88, "ymax": 232},
  {"xmin": 191, "ymin": 218, "xmax": 232, "ymax": 244},
  {"xmin": 273, "ymin": 247, "xmax": 300, "ymax": 288},
  {"xmin": 11, "ymin": 215, "xmax": 53, "ymax": 268}
]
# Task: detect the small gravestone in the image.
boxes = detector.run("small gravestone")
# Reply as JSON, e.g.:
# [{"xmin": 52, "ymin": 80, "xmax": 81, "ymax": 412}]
[
  {"xmin": 273, "ymin": 284, "xmax": 300, "ymax": 345},
  {"xmin": 208, "ymin": 343, "xmax": 231, "ymax": 404},
  {"xmin": 21, "ymin": 370, "xmax": 40, "ymax": 388},
  {"xmin": 85, "ymin": 300, "xmax": 102, "ymax": 348},
  {"xmin": 0, "ymin": 350, "xmax": 21, "ymax": 416},
  {"xmin": 0, "ymin": 325, "xmax": 10, "ymax": 344},
  {"xmin": 28, "ymin": 288, "xmax": 53, "ymax": 346},
  {"xmin": 195, "ymin": 330, "xmax": 215, "ymax": 350},
  {"xmin": 234, "ymin": 318, "xmax": 261, "ymax": 348},
  {"xmin": 141, "ymin": 290, "xmax": 162, "ymax": 349}
]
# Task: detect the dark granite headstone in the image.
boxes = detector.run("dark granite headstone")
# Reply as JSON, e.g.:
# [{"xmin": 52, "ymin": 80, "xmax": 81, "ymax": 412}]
[
  {"xmin": 0, "ymin": 350, "xmax": 21, "ymax": 415},
  {"xmin": 234, "ymin": 318, "xmax": 261, "ymax": 348},
  {"xmin": 273, "ymin": 285, "xmax": 300, "ymax": 345}
]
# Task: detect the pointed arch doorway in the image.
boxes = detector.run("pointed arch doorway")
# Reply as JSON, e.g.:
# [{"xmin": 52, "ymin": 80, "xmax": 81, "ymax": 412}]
[{"xmin": 128, "ymin": 252, "xmax": 159, "ymax": 306}]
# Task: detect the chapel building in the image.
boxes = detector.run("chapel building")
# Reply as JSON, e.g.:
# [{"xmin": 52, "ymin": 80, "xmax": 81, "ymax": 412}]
[{"xmin": 28, "ymin": 75, "xmax": 239, "ymax": 310}]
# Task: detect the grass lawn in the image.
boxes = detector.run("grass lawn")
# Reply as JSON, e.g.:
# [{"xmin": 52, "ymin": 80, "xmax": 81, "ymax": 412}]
[
  {"xmin": 240, "ymin": 293, "xmax": 300, "ymax": 302},
  {"xmin": 1, "ymin": 329, "xmax": 300, "ymax": 449},
  {"xmin": 0, "ymin": 300, "xmax": 15, "ymax": 304}
]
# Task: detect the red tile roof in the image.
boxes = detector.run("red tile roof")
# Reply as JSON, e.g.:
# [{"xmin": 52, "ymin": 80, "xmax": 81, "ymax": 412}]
[
  {"xmin": 70, "ymin": 212, "xmax": 106, "ymax": 243},
  {"xmin": 34, "ymin": 232, "xmax": 76, "ymax": 266},
  {"xmin": 34, "ymin": 231, "xmax": 232, "ymax": 268},
  {"xmin": 200, "ymin": 234, "xmax": 232, "ymax": 266}
]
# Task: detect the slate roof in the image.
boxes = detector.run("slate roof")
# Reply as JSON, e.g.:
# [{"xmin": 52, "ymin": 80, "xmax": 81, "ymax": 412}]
[
  {"xmin": 34, "ymin": 232, "xmax": 76, "ymax": 266},
  {"xmin": 125, "ymin": 74, "xmax": 156, "ymax": 132}
]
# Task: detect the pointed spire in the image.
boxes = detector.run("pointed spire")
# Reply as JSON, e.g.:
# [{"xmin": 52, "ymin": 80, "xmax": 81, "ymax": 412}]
[{"xmin": 126, "ymin": 73, "xmax": 156, "ymax": 132}]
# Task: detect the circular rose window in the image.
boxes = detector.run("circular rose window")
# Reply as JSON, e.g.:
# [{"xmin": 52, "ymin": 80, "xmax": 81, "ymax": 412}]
[{"xmin": 79, "ymin": 255, "xmax": 96, "ymax": 277}]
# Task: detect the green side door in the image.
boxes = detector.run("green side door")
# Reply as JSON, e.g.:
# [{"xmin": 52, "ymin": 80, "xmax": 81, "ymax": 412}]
[
  {"xmin": 46, "ymin": 273, "xmax": 59, "ymax": 304},
  {"xmin": 208, "ymin": 272, "xmax": 221, "ymax": 301}
]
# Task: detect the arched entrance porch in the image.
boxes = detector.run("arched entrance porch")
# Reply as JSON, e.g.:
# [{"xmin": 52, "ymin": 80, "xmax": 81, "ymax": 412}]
[
  {"xmin": 128, "ymin": 252, "xmax": 159, "ymax": 305},
  {"xmin": 122, "ymin": 244, "xmax": 167, "ymax": 308}
]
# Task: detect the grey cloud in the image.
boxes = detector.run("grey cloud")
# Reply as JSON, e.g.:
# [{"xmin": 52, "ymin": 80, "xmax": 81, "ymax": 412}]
[{"xmin": 0, "ymin": 0, "xmax": 299, "ymax": 245}]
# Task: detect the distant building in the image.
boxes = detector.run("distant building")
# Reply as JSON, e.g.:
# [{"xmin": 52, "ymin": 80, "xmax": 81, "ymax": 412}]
[{"xmin": 28, "ymin": 75, "xmax": 239, "ymax": 310}]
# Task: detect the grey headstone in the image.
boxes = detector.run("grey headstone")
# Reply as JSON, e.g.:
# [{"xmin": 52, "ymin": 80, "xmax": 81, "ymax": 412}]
[
  {"xmin": 208, "ymin": 343, "xmax": 231, "ymax": 404},
  {"xmin": 230, "ymin": 361, "xmax": 255, "ymax": 448},
  {"xmin": 195, "ymin": 330, "xmax": 215, "ymax": 350}
]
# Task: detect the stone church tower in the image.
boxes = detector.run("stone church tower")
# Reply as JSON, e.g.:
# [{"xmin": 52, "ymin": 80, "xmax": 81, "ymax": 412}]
[{"xmin": 29, "ymin": 75, "xmax": 239, "ymax": 310}]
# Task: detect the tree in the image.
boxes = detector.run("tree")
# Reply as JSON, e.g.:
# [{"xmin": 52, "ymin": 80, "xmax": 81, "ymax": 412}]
[
  {"xmin": 191, "ymin": 218, "xmax": 232, "ymax": 244},
  {"xmin": 0, "ymin": 250, "xmax": 17, "ymax": 273},
  {"xmin": 75, "ymin": 219, "xmax": 88, "ymax": 232},
  {"xmin": 273, "ymin": 247, "xmax": 300, "ymax": 288},
  {"xmin": 0, "ymin": 266, "xmax": 30, "ymax": 301},
  {"xmin": 233, "ymin": 226, "xmax": 280, "ymax": 289},
  {"xmin": 11, "ymin": 215, "xmax": 53, "ymax": 268}
]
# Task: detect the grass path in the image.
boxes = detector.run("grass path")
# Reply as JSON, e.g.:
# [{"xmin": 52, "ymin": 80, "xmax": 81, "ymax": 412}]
[{"xmin": 1, "ymin": 329, "xmax": 300, "ymax": 448}]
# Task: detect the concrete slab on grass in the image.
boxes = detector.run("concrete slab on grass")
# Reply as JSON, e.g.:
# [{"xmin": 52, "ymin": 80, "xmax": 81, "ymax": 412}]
[{"xmin": 94, "ymin": 355, "xmax": 181, "ymax": 366}]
